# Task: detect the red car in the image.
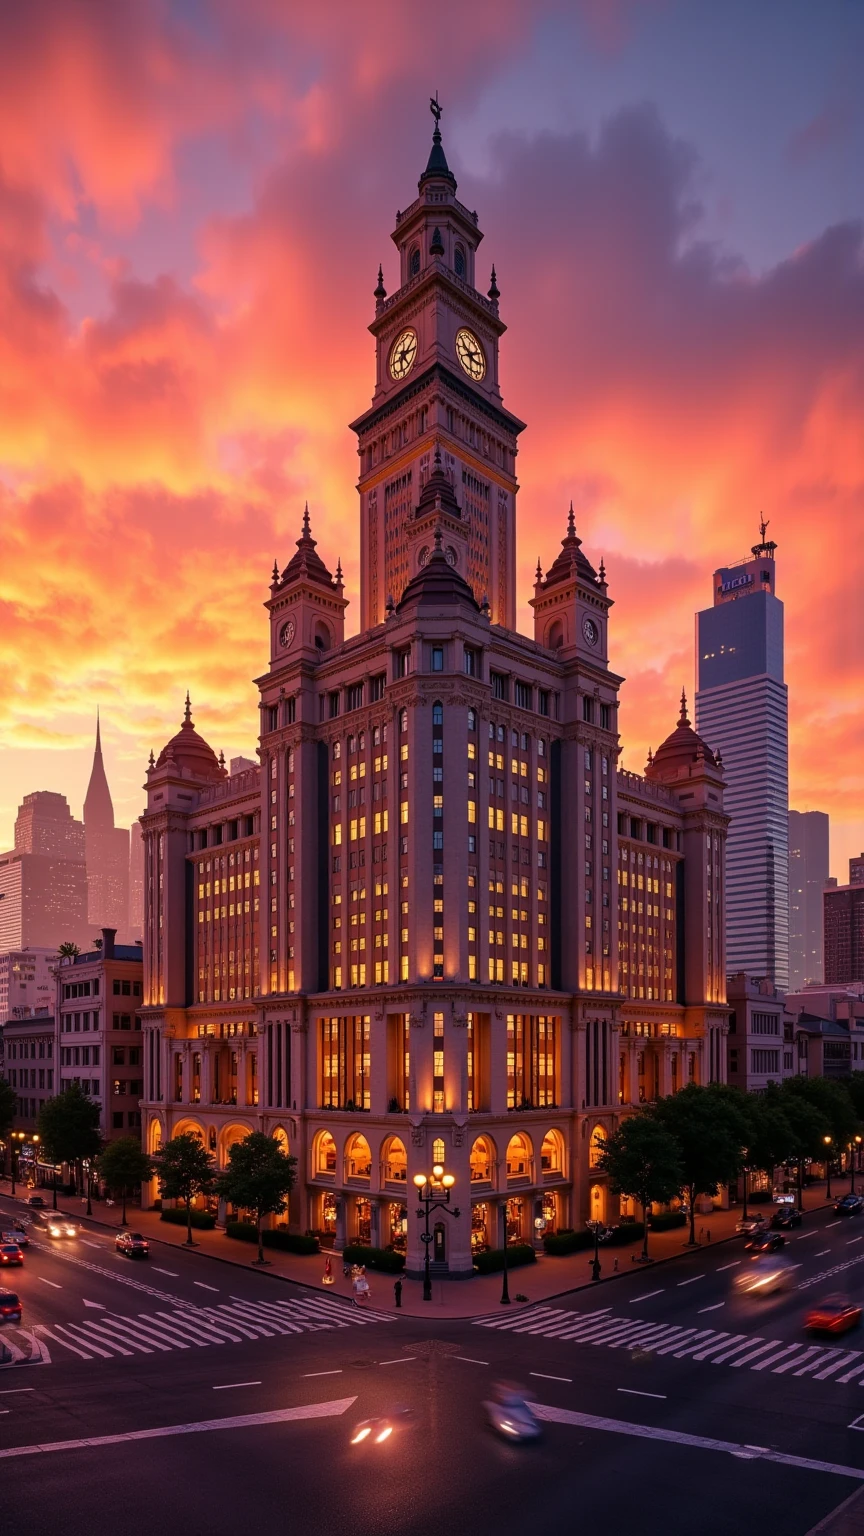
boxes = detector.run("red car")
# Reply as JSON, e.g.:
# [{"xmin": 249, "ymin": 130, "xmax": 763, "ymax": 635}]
[
  {"xmin": 0, "ymin": 1244, "xmax": 23, "ymax": 1267},
  {"xmin": 0, "ymin": 1292, "xmax": 22, "ymax": 1324},
  {"xmin": 805, "ymin": 1295, "xmax": 862, "ymax": 1335}
]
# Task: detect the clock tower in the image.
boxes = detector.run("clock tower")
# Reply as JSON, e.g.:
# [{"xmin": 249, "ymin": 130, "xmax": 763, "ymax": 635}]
[{"xmin": 350, "ymin": 100, "xmax": 526, "ymax": 631}]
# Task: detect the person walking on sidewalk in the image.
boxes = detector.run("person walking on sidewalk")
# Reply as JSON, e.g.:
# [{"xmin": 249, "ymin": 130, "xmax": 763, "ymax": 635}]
[{"xmin": 393, "ymin": 1277, "xmax": 403, "ymax": 1309}]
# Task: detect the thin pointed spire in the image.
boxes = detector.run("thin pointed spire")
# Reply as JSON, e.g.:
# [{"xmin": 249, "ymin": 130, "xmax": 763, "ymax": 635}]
[
  {"xmin": 84, "ymin": 709, "xmax": 114, "ymax": 828},
  {"xmin": 488, "ymin": 264, "xmax": 500, "ymax": 302},
  {"xmin": 678, "ymin": 688, "xmax": 689, "ymax": 726},
  {"xmin": 148, "ymin": 749, "xmax": 155, "ymax": 769},
  {"xmin": 598, "ymin": 557, "xmax": 606, "ymax": 584},
  {"xmin": 184, "ymin": 691, "xmax": 192, "ymax": 725},
  {"xmin": 567, "ymin": 500, "xmax": 576, "ymax": 537},
  {"xmin": 95, "ymin": 707, "xmax": 102, "ymax": 754},
  {"xmin": 374, "ymin": 263, "xmax": 386, "ymax": 301},
  {"xmin": 535, "ymin": 557, "xmax": 542, "ymax": 583},
  {"xmin": 335, "ymin": 556, "xmax": 343, "ymax": 584},
  {"xmin": 302, "ymin": 501, "xmax": 311, "ymax": 538},
  {"xmin": 271, "ymin": 558, "xmax": 279, "ymax": 585}
]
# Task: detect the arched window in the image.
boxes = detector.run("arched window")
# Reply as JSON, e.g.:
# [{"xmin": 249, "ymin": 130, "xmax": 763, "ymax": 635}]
[
  {"xmin": 314, "ymin": 621, "xmax": 331, "ymax": 651},
  {"xmin": 400, "ymin": 709, "xmax": 408, "ymax": 733},
  {"xmin": 454, "ymin": 245, "xmax": 466, "ymax": 278},
  {"xmin": 541, "ymin": 1129, "xmax": 564, "ymax": 1175},
  {"xmin": 468, "ymin": 708, "xmax": 477, "ymax": 732},
  {"xmin": 410, "ymin": 247, "xmax": 420, "ymax": 278},
  {"xmin": 332, "ymin": 741, "xmax": 341, "ymax": 761},
  {"xmin": 382, "ymin": 1136, "xmax": 407, "ymax": 1183},
  {"xmin": 547, "ymin": 619, "xmax": 564, "ymax": 651},
  {"xmin": 470, "ymin": 1136, "xmax": 493, "ymax": 1182},
  {"xmin": 432, "ymin": 1136, "xmax": 446, "ymax": 1166},
  {"xmin": 589, "ymin": 1125, "xmax": 608, "ymax": 1169},
  {"xmin": 314, "ymin": 1130, "xmax": 337, "ymax": 1175},
  {"xmin": 505, "ymin": 1132, "xmax": 532, "ymax": 1179},
  {"xmin": 432, "ymin": 702, "xmax": 443, "ymax": 727},
  {"xmin": 346, "ymin": 1134, "xmax": 372, "ymax": 1179}
]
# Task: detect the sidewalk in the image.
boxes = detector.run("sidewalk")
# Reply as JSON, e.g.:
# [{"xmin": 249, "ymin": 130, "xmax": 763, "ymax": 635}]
[{"xmin": 3, "ymin": 1184, "xmax": 835, "ymax": 1319}]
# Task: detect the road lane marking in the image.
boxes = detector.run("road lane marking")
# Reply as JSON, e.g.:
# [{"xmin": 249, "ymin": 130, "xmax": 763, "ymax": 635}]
[
  {"xmin": 194, "ymin": 1282, "xmax": 219, "ymax": 1292},
  {"xmin": 303, "ymin": 1370, "xmax": 343, "ymax": 1377},
  {"xmin": 0, "ymin": 1389, "xmax": 34, "ymax": 1395},
  {"xmin": 530, "ymin": 1372, "xmax": 572, "ymax": 1383},
  {"xmin": 717, "ymin": 1261, "xmax": 740, "ymax": 1272},
  {"xmin": 816, "ymin": 1250, "xmax": 831, "ymax": 1256},
  {"xmin": 82, "ymin": 1300, "xmax": 105, "ymax": 1310},
  {"xmin": 698, "ymin": 1303, "xmax": 726, "ymax": 1314},
  {"xmin": 617, "ymin": 1389, "xmax": 666, "ymax": 1399},
  {"xmin": 0, "ymin": 1397, "xmax": 359, "ymax": 1460},
  {"xmin": 152, "ymin": 1269, "xmax": 179, "ymax": 1277},
  {"xmin": 212, "ymin": 1382, "xmax": 262, "ymax": 1390},
  {"xmin": 677, "ymin": 1275, "xmax": 705, "ymax": 1286},
  {"xmin": 848, "ymin": 1238, "xmax": 864, "ymax": 1246},
  {"xmin": 38, "ymin": 1278, "xmax": 61, "ymax": 1289},
  {"xmin": 532, "ymin": 1403, "xmax": 864, "ymax": 1479},
  {"xmin": 455, "ymin": 1357, "xmax": 488, "ymax": 1365},
  {"xmin": 378, "ymin": 1357, "xmax": 414, "ymax": 1366},
  {"xmin": 827, "ymin": 1221, "xmax": 842, "ymax": 1228},
  {"xmin": 81, "ymin": 1242, "xmax": 102, "ymax": 1250},
  {"xmin": 796, "ymin": 1232, "xmax": 817, "ymax": 1239},
  {"xmin": 629, "ymin": 1291, "xmax": 664, "ymax": 1303}
]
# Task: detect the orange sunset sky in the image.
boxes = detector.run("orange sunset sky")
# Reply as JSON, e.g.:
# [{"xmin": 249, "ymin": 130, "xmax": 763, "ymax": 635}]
[{"xmin": 0, "ymin": 1, "xmax": 861, "ymax": 878}]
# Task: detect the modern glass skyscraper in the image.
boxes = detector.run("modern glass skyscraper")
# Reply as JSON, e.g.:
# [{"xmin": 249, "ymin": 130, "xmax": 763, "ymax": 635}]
[
  {"xmin": 695, "ymin": 523, "xmax": 789, "ymax": 989},
  {"xmin": 788, "ymin": 809, "xmax": 829, "ymax": 988}
]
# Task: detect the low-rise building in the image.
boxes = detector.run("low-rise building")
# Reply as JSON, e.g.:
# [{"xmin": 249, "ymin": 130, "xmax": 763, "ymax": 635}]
[
  {"xmin": 3, "ymin": 1012, "xmax": 56, "ymax": 1130},
  {"xmin": 55, "ymin": 927, "xmax": 144, "ymax": 1143},
  {"xmin": 726, "ymin": 973, "xmax": 791, "ymax": 1091}
]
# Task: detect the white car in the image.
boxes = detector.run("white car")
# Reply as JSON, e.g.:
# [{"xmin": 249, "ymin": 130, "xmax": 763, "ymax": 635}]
[
  {"xmin": 735, "ymin": 1213, "xmax": 768, "ymax": 1235},
  {"xmin": 734, "ymin": 1258, "xmax": 795, "ymax": 1296}
]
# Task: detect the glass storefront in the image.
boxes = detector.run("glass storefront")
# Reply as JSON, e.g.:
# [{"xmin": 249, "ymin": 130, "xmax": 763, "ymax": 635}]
[
  {"xmin": 505, "ymin": 1197, "xmax": 523, "ymax": 1243},
  {"xmin": 388, "ymin": 1202, "xmax": 406, "ymax": 1252},
  {"xmin": 322, "ymin": 1193, "xmax": 337, "ymax": 1235},
  {"xmin": 472, "ymin": 1202, "xmax": 490, "ymax": 1253},
  {"xmin": 355, "ymin": 1197, "xmax": 371, "ymax": 1245}
]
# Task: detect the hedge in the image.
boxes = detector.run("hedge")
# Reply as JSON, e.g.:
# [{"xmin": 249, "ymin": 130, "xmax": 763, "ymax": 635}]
[
  {"xmin": 159, "ymin": 1207, "xmax": 216, "ymax": 1230},
  {"xmin": 225, "ymin": 1220, "xmax": 319, "ymax": 1254},
  {"xmin": 543, "ymin": 1229, "xmax": 594, "ymax": 1255},
  {"xmin": 604, "ymin": 1222, "xmax": 645, "ymax": 1246},
  {"xmin": 342, "ymin": 1243, "xmax": 405, "ymax": 1273},
  {"xmin": 648, "ymin": 1211, "xmax": 687, "ymax": 1232},
  {"xmin": 473, "ymin": 1243, "xmax": 536, "ymax": 1275}
]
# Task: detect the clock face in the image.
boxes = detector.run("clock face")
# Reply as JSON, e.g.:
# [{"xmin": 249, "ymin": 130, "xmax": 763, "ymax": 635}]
[
  {"xmin": 278, "ymin": 618, "xmax": 296, "ymax": 650},
  {"xmin": 455, "ymin": 327, "xmax": 486, "ymax": 381},
  {"xmin": 582, "ymin": 616, "xmax": 599, "ymax": 647},
  {"xmin": 389, "ymin": 328, "xmax": 418, "ymax": 380}
]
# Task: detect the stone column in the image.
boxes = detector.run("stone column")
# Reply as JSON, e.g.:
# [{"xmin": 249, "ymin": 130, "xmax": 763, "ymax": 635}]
[{"xmin": 334, "ymin": 1194, "xmax": 347, "ymax": 1251}]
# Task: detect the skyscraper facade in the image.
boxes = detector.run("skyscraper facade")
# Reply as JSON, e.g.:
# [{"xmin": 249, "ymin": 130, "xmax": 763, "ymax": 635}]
[
  {"xmin": 695, "ymin": 525, "xmax": 789, "ymax": 989},
  {"xmin": 788, "ymin": 809, "xmax": 829, "ymax": 989},
  {"xmin": 825, "ymin": 882, "xmax": 864, "ymax": 985},
  {"xmin": 83, "ymin": 716, "xmax": 130, "ymax": 938},
  {"xmin": 138, "ymin": 111, "xmax": 731, "ymax": 1275},
  {"xmin": 0, "ymin": 791, "xmax": 88, "ymax": 950}
]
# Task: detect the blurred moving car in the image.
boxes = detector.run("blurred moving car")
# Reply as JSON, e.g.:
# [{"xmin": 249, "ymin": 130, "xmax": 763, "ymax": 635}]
[
  {"xmin": 26, "ymin": 1195, "xmax": 46, "ymax": 1209},
  {"xmin": 483, "ymin": 1383, "xmax": 542, "ymax": 1443},
  {"xmin": 115, "ymin": 1232, "xmax": 149, "ymax": 1258},
  {"xmin": 835, "ymin": 1194, "xmax": 864, "ymax": 1218},
  {"xmin": 0, "ymin": 1244, "xmax": 23, "ymax": 1268},
  {"xmin": 350, "ymin": 1409, "xmax": 413, "ymax": 1446},
  {"xmin": 805, "ymin": 1295, "xmax": 862, "ymax": 1335},
  {"xmin": 0, "ymin": 1229, "xmax": 29, "ymax": 1247},
  {"xmin": 736, "ymin": 1214, "xmax": 768, "ymax": 1235},
  {"xmin": 39, "ymin": 1214, "xmax": 79, "ymax": 1238},
  {"xmin": 744, "ymin": 1231, "xmax": 786, "ymax": 1254},
  {"xmin": 733, "ymin": 1259, "xmax": 795, "ymax": 1296},
  {"xmin": 771, "ymin": 1207, "xmax": 802, "ymax": 1230},
  {"xmin": 0, "ymin": 1292, "xmax": 22, "ymax": 1324}
]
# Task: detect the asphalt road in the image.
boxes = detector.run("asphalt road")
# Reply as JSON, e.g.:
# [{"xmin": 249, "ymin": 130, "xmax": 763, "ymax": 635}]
[{"xmin": 4, "ymin": 1192, "xmax": 864, "ymax": 1536}]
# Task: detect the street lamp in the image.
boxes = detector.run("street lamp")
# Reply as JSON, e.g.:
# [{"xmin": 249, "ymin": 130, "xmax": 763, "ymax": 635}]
[
  {"xmin": 740, "ymin": 1148, "xmax": 750, "ymax": 1221},
  {"xmin": 824, "ymin": 1135, "xmax": 833, "ymax": 1200},
  {"xmin": 413, "ymin": 1164, "xmax": 458, "ymax": 1303},
  {"xmin": 586, "ymin": 1218, "xmax": 612, "ymax": 1282},
  {"xmin": 10, "ymin": 1132, "xmax": 25, "ymax": 1197},
  {"xmin": 851, "ymin": 1136, "xmax": 863, "ymax": 1194}
]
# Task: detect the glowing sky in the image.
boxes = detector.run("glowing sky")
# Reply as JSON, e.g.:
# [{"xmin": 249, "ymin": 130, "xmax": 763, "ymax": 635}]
[{"xmin": 0, "ymin": 0, "xmax": 862, "ymax": 880}]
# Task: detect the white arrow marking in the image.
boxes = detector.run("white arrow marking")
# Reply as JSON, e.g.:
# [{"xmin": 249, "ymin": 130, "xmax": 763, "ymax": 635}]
[
  {"xmin": 0, "ymin": 1397, "xmax": 358, "ymax": 1460},
  {"xmin": 82, "ymin": 1300, "xmax": 105, "ymax": 1310}
]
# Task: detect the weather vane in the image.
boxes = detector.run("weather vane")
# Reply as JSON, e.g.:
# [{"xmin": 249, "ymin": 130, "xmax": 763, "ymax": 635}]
[
  {"xmin": 759, "ymin": 513, "xmax": 769, "ymax": 543},
  {"xmin": 430, "ymin": 92, "xmax": 442, "ymax": 128}
]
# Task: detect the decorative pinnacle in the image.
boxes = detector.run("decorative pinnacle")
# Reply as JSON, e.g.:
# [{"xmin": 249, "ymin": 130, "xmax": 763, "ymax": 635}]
[
  {"xmin": 433, "ymin": 523, "xmax": 443, "ymax": 551},
  {"xmin": 335, "ymin": 556, "xmax": 343, "ymax": 584},
  {"xmin": 678, "ymin": 688, "xmax": 689, "ymax": 726},
  {"xmin": 184, "ymin": 691, "xmax": 192, "ymax": 724},
  {"xmin": 148, "ymin": 749, "xmax": 155, "ymax": 769},
  {"xmin": 535, "ymin": 557, "xmax": 542, "ymax": 583},
  {"xmin": 271, "ymin": 558, "xmax": 279, "ymax": 584},
  {"xmin": 218, "ymin": 749, "xmax": 225, "ymax": 768},
  {"xmin": 374, "ymin": 263, "xmax": 386, "ymax": 301},
  {"xmin": 433, "ymin": 441, "xmax": 442, "ymax": 468},
  {"xmin": 488, "ymin": 264, "xmax": 500, "ymax": 302},
  {"xmin": 598, "ymin": 557, "xmax": 606, "ymax": 584},
  {"xmin": 567, "ymin": 500, "xmax": 576, "ymax": 538},
  {"xmin": 302, "ymin": 501, "xmax": 311, "ymax": 538}
]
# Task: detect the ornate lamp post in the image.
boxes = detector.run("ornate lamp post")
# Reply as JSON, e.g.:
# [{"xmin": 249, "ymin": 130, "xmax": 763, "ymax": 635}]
[
  {"xmin": 740, "ymin": 1149, "xmax": 750, "ymax": 1221},
  {"xmin": 586, "ymin": 1217, "xmax": 612, "ymax": 1282},
  {"xmin": 10, "ymin": 1132, "xmax": 25, "ymax": 1197},
  {"xmin": 851, "ymin": 1136, "xmax": 862, "ymax": 1194},
  {"xmin": 824, "ymin": 1135, "xmax": 833, "ymax": 1200},
  {"xmin": 413, "ymin": 1164, "xmax": 458, "ymax": 1303}
]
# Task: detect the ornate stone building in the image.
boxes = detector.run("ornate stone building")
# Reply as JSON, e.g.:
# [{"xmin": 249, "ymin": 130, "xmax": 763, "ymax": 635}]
[{"xmin": 139, "ymin": 112, "xmax": 730, "ymax": 1276}]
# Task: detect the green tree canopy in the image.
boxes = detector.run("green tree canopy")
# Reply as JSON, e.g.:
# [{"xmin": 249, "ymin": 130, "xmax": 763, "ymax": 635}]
[
  {"xmin": 783, "ymin": 1075, "xmax": 857, "ymax": 1152},
  {"xmin": 37, "ymin": 1083, "xmax": 102, "ymax": 1196},
  {"xmin": 743, "ymin": 1084, "xmax": 796, "ymax": 1179},
  {"xmin": 155, "ymin": 1131, "xmax": 217, "ymax": 1245},
  {"xmin": 218, "ymin": 1131, "xmax": 297, "ymax": 1264},
  {"xmin": 596, "ymin": 1114, "xmax": 683, "ymax": 1261},
  {"xmin": 0, "ymin": 1075, "xmax": 16, "ymax": 1148},
  {"xmin": 845, "ymin": 1073, "xmax": 864, "ymax": 1125},
  {"xmin": 97, "ymin": 1137, "xmax": 154, "ymax": 1225},
  {"xmin": 652, "ymin": 1083, "xmax": 750, "ymax": 1245}
]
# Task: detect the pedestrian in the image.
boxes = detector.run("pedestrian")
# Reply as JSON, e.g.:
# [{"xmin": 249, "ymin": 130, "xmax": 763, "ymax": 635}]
[
  {"xmin": 322, "ymin": 1255, "xmax": 334, "ymax": 1286},
  {"xmin": 394, "ymin": 1277, "xmax": 403, "ymax": 1309},
  {"xmin": 613, "ymin": 1258, "xmax": 619, "ymax": 1273},
  {"xmin": 706, "ymin": 1228, "xmax": 711, "ymax": 1243},
  {"xmin": 591, "ymin": 1256, "xmax": 601, "ymax": 1283}
]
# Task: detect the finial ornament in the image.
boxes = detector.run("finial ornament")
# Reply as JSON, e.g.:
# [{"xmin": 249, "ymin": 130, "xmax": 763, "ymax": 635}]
[
  {"xmin": 218, "ymin": 749, "xmax": 225, "ymax": 768},
  {"xmin": 488, "ymin": 264, "xmax": 500, "ymax": 301},
  {"xmin": 598, "ymin": 557, "xmax": 606, "ymax": 584},
  {"xmin": 430, "ymin": 92, "xmax": 442, "ymax": 131},
  {"xmin": 535, "ymin": 557, "xmax": 542, "ymax": 582},
  {"xmin": 184, "ymin": 691, "xmax": 192, "ymax": 724},
  {"xmin": 302, "ymin": 501, "xmax": 311, "ymax": 537},
  {"xmin": 433, "ymin": 523, "xmax": 443, "ymax": 551},
  {"xmin": 759, "ymin": 512, "xmax": 769, "ymax": 543},
  {"xmin": 678, "ymin": 688, "xmax": 689, "ymax": 726},
  {"xmin": 434, "ymin": 442, "xmax": 442, "ymax": 467},
  {"xmin": 271, "ymin": 558, "xmax": 279, "ymax": 584},
  {"xmin": 374, "ymin": 264, "xmax": 386, "ymax": 301},
  {"xmin": 148, "ymin": 749, "xmax": 155, "ymax": 769},
  {"xmin": 567, "ymin": 500, "xmax": 576, "ymax": 537}
]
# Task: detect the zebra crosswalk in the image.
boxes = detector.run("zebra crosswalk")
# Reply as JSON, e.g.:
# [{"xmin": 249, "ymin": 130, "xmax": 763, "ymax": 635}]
[
  {"xmin": 475, "ymin": 1304, "xmax": 864, "ymax": 1387},
  {"xmin": 23, "ymin": 1292, "xmax": 388, "ymax": 1365}
]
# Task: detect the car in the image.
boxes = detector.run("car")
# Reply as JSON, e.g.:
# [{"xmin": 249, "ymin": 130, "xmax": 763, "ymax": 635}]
[
  {"xmin": 805, "ymin": 1295, "xmax": 863, "ymax": 1335},
  {"xmin": 733, "ymin": 1258, "xmax": 795, "ymax": 1296},
  {"xmin": 39, "ymin": 1214, "xmax": 79, "ymax": 1239},
  {"xmin": 0, "ymin": 1229, "xmax": 29, "ymax": 1248},
  {"xmin": 26, "ymin": 1195, "xmax": 46, "ymax": 1209},
  {"xmin": 771, "ymin": 1207, "xmax": 802, "ymax": 1230},
  {"xmin": 115, "ymin": 1231, "xmax": 150, "ymax": 1259},
  {"xmin": 744, "ymin": 1231, "xmax": 786, "ymax": 1254},
  {"xmin": 835, "ymin": 1194, "xmax": 864, "ymax": 1218},
  {"xmin": 0, "ymin": 1244, "xmax": 23, "ymax": 1268},
  {"xmin": 736, "ymin": 1213, "xmax": 768, "ymax": 1235},
  {"xmin": 0, "ymin": 1292, "xmax": 22, "ymax": 1324}
]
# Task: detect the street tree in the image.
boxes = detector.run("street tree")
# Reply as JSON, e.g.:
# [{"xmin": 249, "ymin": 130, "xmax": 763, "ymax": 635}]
[
  {"xmin": 57, "ymin": 942, "xmax": 80, "ymax": 961},
  {"xmin": 595, "ymin": 1114, "xmax": 683, "ymax": 1261},
  {"xmin": 218, "ymin": 1131, "xmax": 297, "ymax": 1265},
  {"xmin": 37, "ymin": 1083, "xmax": 102, "ymax": 1206},
  {"xmin": 652, "ymin": 1084, "xmax": 750, "ymax": 1245},
  {"xmin": 740, "ymin": 1085, "xmax": 796, "ymax": 1212},
  {"xmin": 97, "ymin": 1137, "xmax": 155, "ymax": 1225},
  {"xmin": 779, "ymin": 1084, "xmax": 832, "ymax": 1209},
  {"xmin": 155, "ymin": 1131, "xmax": 217, "ymax": 1245},
  {"xmin": 783, "ymin": 1076, "xmax": 858, "ymax": 1180}
]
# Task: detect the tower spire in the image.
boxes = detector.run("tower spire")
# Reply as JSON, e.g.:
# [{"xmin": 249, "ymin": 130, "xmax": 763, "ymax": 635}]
[
  {"xmin": 184, "ymin": 691, "xmax": 192, "ymax": 725},
  {"xmin": 83, "ymin": 711, "xmax": 115, "ymax": 830},
  {"xmin": 679, "ymin": 688, "xmax": 689, "ymax": 726}
]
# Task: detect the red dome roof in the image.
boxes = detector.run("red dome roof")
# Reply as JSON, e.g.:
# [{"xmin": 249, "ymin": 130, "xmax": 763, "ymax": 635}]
[
  {"xmin": 647, "ymin": 692, "xmax": 718, "ymax": 779},
  {"xmin": 155, "ymin": 696, "xmax": 224, "ymax": 782}
]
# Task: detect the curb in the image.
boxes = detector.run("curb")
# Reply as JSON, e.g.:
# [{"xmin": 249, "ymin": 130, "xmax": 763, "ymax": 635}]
[{"xmin": 0, "ymin": 1194, "xmax": 833, "ymax": 1324}]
